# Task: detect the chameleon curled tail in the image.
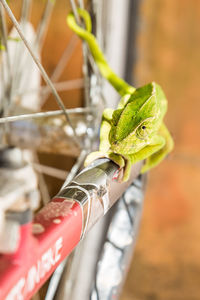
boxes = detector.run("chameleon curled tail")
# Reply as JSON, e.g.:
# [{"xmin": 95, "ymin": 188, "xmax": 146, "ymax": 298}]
[{"xmin": 67, "ymin": 9, "xmax": 135, "ymax": 96}]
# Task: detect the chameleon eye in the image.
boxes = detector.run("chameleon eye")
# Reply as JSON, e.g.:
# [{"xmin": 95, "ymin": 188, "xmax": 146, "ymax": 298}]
[{"xmin": 136, "ymin": 123, "xmax": 149, "ymax": 139}]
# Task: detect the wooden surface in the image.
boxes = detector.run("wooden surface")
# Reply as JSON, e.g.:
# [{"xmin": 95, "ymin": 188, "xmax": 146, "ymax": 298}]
[{"xmin": 121, "ymin": 0, "xmax": 200, "ymax": 299}]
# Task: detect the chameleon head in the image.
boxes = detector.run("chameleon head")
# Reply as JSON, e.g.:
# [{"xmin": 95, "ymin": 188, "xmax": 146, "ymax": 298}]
[{"xmin": 109, "ymin": 82, "xmax": 167, "ymax": 155}]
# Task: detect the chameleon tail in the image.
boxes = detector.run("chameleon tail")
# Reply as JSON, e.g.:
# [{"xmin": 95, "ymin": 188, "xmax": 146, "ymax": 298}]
[{"xmin": 67, "ymin": 9, "xmax": 135, "ymax": 96}]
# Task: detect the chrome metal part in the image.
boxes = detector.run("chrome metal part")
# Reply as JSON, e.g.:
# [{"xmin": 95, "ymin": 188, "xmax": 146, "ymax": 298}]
[
  {"xmin": 55, "ymin": 159, "xmax": 142, "ymax": 239},
  {"xmin": 56, "ymin": 159, "xmax": 117, "ymax": 238},
  {"xmin": 1, "ymin": 108, "xmax": 94, "ymax": 156},
  {"xmin": 52, "ymin": 159, "xmax": 142, "ymax": 300}
]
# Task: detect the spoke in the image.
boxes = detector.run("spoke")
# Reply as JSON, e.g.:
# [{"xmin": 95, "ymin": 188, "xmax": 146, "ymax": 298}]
[
  {"xmin": 69, "ymin": 0, "xmax": 81, "ymax": 24},
  {"xmin": 35, "ymin": 0, "xmax": 54, "ymax": 50},
  {"xmin": 10, "ymin": 0, "xmax": 32, "ymax": 98},
  {"xmin": 50, "ymin": 35, "xmax": 78, "ymax": 82},
  {"xmin": 69, "ymin": 0, "xmax": 103, "ymax": 109},
  {"xmin": 12, "ymin": 0, "xmax": 54, "ymax": 109},
  {"xmin": 78, "ymin": 0, "xmax": 91, "ymax": 108},
  {"xmin": 0, "ymin": 5, "xmax": 12, "ymax": 115},
  {"xmin": 32, "ymin": 162, "xmax": 68, "ymax": 180},
  {"xmin": 0, "ymin": 0, "xmax": 81, "ymax": 148},
  {"xmin": 12, "ymin": 0, "xmax": 53, "ymax": 98},
  {"xmin": 33, "ymin": 153, "xmax": 50, "ymax": 205},
  {"xmin": 0, "ymin": 5, "xmax": 11, "ymax": 84},
  {"xmin": 41, "ymin": 35, "xmax": 79, "ymax": 105},
  {"xmin": 17, "ymin": 78, "xmax": 84, "ymax": 97},
  {"xmin": 20, "ymin": 0, "xmax": 32, "ymax": 25},
  {"xmin": 16, "ymin": 3, "xmax": 78, "ymax": 108},
  {"xmin": 61, "ymin": 149, "xmax": 87, "ymax": 187},
  {"xmin": 0, "ymin": 58, "xmax": 6, "ymax": 112},
  {"xmin": 81, "ymin": 45, "xmax": 91, "ymax": 107},
  {"xmin": 0, "ymin": 107, "xmax": 93, "ymax": 124},
  {"xmin": 69, "ymin": 0, "xmax": 99, "ymax": 76}
]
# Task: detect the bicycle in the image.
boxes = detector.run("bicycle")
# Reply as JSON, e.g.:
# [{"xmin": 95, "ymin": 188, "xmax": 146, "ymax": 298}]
[{"xmin": 0, "ymin": 1, "xmax": 144, "ymax": 299}]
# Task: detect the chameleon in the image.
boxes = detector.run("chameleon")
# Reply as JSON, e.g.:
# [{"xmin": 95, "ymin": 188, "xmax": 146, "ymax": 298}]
[{"xmin": 67, "ymin": 9, "xmax": 174, "ymax": 182}]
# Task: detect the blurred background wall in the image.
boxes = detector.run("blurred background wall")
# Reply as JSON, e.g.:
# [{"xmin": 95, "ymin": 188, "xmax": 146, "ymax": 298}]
[{"xmin": 121, "ymin": 0, "xmax": 200, "ymax": 299}]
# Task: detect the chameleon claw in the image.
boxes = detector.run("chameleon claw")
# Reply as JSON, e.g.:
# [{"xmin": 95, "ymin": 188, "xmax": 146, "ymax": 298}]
[{"xmin": 107, "ymin": 152, "xmax": 125, "ymax": 169}]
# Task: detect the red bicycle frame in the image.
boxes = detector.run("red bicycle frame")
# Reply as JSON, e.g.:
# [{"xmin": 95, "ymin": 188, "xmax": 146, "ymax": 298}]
[{"xmin": 0, "ymin": 159, "xmax": 141, "ymax": 300}]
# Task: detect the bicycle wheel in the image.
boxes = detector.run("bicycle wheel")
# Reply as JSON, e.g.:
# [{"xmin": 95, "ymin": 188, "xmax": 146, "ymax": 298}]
[
  {"xmin": 49, "ymin": 1, "xmax": 144, "ymax": 300},
  {"xmin": 0, "ymin": 1, "xmax": 143, "ymax": 299}
]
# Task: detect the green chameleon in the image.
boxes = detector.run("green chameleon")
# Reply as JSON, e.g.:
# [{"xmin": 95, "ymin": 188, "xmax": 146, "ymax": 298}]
[{"xmin": 67, "ymin": 9, "xmax": 174, "ymax": 182}]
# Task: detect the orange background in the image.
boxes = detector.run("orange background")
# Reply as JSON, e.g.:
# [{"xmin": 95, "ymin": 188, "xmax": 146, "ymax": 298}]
[{"xmin": 121, "ymin": 0, "xmax": 200, "ymax": 299}]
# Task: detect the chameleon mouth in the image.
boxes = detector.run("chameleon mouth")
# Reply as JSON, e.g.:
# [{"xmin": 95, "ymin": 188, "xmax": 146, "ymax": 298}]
[{"xmin": 112, "ymin": 138, "xmax": 148, "ymax": 155}]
